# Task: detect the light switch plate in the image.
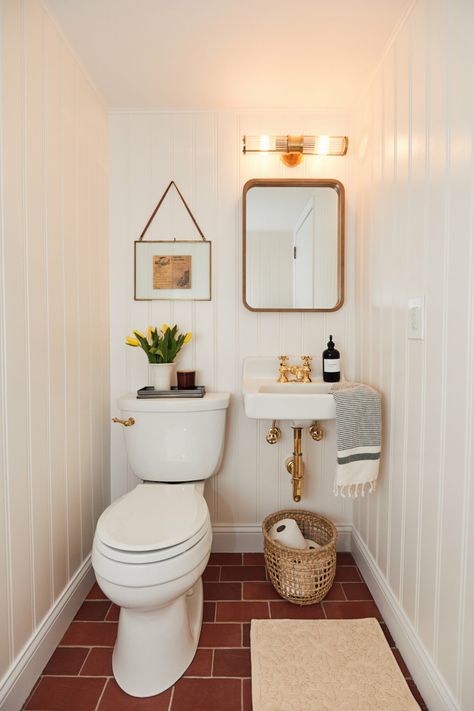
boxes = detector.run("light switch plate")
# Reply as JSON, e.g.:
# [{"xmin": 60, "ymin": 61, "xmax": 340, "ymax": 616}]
[{"xmin": 408, "ymin": 297, "xmax": 425, "ymax": 339}]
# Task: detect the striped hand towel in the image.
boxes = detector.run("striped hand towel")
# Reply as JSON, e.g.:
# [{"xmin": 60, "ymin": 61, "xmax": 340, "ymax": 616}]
[{"xmin": 332, "ymin": 383, "xmax": 381, "ymax": 498}]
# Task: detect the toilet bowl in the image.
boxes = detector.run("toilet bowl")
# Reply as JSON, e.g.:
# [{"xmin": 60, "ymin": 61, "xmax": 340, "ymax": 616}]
[{"xmin": 93, "ymin": 392, "xmax": 229, "ymax": 697}]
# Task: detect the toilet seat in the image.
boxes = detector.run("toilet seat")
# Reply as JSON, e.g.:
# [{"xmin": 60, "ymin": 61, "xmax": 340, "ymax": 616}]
[
  {"xmin": 95, "ymin": 515, "xmax": 211, "ymax": 565},
  {"xmin": 96, "ymin": 483, "xmax": 208, "ymax": 553}
]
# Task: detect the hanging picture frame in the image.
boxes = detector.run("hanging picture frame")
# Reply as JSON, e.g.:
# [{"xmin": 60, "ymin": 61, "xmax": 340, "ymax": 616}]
[{"xmin": 134, "ymin": 181, "xmax": 212, "ymax": 301}]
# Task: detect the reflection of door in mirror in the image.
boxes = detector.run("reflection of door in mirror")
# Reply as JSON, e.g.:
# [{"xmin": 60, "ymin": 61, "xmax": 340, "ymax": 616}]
[
  {"xmin": 243, "ymin": 180, "xmax": 344, "ymax": 312},
  {"xmin": 293, "ymin": 199, "xmax": 314, "ymax": 307},
  {"xmin": 293, "ymin": 189, "xmax": 338, "ymax": 308}
]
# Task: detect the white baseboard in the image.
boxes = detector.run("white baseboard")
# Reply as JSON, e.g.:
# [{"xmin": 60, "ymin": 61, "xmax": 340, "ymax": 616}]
[
  {"xmin": 211, "ymin": 523, "xmax": 352, "ymax": 553},
  {"xmin": 0, "ymin": 556, "xmax": 94, "ymax": 711},
  {"xmin": 351, "ymin": 527, "xmax": 459, "ymax": 711}
]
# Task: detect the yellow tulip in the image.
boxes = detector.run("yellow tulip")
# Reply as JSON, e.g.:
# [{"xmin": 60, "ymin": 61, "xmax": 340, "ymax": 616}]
[
  {"xmin": 184, "ymin": 332, "xmax": 192, "ymax": 344},
  {"xmin": 133, "ymin": 329, "xmax": 146, "ymax": 339},
  {"xmin": 162, "ymin": 323, "xmax": 169, "ymax": 333},
  {"xmin": 125, "ymin": 336, "xmax": 139, "ymax": 347},
  {"xmin": 147, "ymin": 326, "xmax": 154, "ymax": 343}
]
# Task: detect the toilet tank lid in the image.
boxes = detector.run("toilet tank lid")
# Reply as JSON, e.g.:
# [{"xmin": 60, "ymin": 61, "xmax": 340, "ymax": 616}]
[{"xmin": 117, "ymin": 392, "xmax": 230, "ymax": 413}]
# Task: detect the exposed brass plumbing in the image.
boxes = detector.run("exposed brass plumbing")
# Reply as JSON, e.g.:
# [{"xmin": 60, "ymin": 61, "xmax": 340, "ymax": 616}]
[
  {"xmin": 309, "ymin": 421, "xmax": 324, "ymax": 441},
  {"xmin": 286, "ymin": 427, "xmax": 303, "ymax": 502},
  {"xmin": 266, "ymin": 420, "xmax": 281, "ymax": 444}
]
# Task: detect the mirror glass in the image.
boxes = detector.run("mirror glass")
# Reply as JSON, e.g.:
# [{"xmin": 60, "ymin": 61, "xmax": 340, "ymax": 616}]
[{"xmin": 243, "ymin": 180, "xmax": 344, "ymax": 311}]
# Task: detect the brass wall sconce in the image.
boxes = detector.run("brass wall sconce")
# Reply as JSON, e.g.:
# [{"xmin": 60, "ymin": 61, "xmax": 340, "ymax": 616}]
[{"xmin": 242, "ymin": 135, "xmax": 348, "ymax": 167}]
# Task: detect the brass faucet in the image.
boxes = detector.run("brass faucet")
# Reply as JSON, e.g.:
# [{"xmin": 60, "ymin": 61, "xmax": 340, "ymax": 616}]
[{"xmin": 278, "ymin": 355, "xmax": 312, "ymax": 383}]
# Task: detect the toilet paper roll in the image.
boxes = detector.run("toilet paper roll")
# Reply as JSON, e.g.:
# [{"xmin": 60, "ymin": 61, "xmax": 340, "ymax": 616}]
[
  {"xmin": 305, "ymin": 538, "xmax": 321, "ymax": 551},
  {"xmin": 269, "ymin": 518, "xmax": 306, "ymax": 550}
]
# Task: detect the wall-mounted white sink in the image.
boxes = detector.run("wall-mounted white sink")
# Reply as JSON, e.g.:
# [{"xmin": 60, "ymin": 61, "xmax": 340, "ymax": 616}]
[{"xmin": 243, "ymin": 357, "xmax": 338, "ymax": 422}]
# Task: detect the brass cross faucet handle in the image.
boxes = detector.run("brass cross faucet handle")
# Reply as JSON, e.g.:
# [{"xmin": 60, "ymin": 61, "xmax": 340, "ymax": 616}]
[
  {"xmin": 278, "ymin": 355, "xmax": 290, "ymax": 383},
  {"xmin": 300, "ymin": 355, "xmax": 312, "ymax": 383},
  {"xmin": 277, "ymin": 355, "xmax": 312, "ymax": 383}
]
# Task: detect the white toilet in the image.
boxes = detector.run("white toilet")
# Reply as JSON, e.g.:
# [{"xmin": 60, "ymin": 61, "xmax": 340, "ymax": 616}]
[{"xmin": 92, "ymin": 392, "xmax": 230, "ymax": 697}]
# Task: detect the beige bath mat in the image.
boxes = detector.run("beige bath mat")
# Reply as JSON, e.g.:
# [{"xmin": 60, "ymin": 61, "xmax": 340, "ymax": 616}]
[{"xmin": 251, "ymin": 618, "xmax": 420, "ymax": 711}]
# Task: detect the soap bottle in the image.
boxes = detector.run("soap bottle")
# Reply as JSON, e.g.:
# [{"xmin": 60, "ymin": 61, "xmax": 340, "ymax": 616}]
[{"xmin": 322, "ymin": 335, "xmax": 340, "ymax": 382}]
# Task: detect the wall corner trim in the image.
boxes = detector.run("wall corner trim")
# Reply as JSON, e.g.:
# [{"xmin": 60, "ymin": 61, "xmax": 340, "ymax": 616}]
[
  {"xmin": 0, "ymin": 556, "xmax": 94, "ymax": 711},
  {"xmin": 351, "ymin": 527, "xmax": 459, "ymax": 711}
]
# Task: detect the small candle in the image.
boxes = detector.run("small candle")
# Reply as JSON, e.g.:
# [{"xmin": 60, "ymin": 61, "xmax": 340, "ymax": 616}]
[{"xmin": 177, "ymin": 370, "xmax": 196, "ymax": 390}]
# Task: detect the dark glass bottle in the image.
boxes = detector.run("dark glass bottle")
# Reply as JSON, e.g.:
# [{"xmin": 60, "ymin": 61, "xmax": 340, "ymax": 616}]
[{"xmin": 322, "ymin": 335, "xmax": 340, "ymax": 382}]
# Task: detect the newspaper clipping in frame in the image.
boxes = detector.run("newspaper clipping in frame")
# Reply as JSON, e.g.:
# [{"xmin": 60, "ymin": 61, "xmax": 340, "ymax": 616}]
[{"xmin": 153, "ymin": 255, "xmax": 192, "ymax": 290}]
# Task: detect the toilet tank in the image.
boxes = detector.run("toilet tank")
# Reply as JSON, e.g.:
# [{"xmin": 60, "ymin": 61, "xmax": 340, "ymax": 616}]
[{"xmin": 116, "ymin": 392, "xmax": 230, "ymax": 482}]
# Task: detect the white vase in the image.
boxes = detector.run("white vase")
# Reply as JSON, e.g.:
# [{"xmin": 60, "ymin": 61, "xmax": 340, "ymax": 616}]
[{"xmin": 149, "ymin": 363, "xmax": 175, "ymax": 391}]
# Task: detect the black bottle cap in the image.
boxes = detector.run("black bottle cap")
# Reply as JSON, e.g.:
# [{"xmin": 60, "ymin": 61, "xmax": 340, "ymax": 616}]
[{"xmin": 327, "ymin": 335, "xmax": 335, "ymax": 349}]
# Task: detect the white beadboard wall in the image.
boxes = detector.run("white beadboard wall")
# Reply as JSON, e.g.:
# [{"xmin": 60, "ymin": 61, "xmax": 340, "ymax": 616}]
[
  {"xmin": 353, "ymin": 0, "xmax": 474, "ymax": 707},
  {"xmin": 0, "ymin": 0, "xmax": 109, "ymax": 686},
  {"xmin": 109, "ymin": 110, "xmax": 354, "ymax": 535}
]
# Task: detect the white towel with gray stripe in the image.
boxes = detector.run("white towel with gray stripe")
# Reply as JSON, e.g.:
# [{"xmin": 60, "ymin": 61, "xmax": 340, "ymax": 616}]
[{"xmin": 332, "ymin": 382, "xmax": 381, "ymax": 498}]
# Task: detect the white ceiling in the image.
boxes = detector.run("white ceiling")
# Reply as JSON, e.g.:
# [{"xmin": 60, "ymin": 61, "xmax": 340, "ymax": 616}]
[{"xmin": 44, "ymin": 0, "xmax": 410, "ymax": 110}]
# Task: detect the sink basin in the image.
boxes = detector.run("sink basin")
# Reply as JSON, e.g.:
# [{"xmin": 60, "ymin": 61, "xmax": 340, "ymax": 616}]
[{"xmin": 243, "ymin": 357, "xmax": 338, "ymax": 422}]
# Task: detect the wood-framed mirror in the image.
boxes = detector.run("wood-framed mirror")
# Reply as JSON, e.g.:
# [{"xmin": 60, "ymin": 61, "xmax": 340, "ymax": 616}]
[{"xmin": 242, "ymin": 179, "xmax": 345, "ymax": 312}]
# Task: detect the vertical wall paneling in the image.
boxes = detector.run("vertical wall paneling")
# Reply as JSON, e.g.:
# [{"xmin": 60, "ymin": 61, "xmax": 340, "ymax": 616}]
[
  {"xmin": 109, "ymin": 109, "xmax": 354, "ymax": 532},
  {"xmin": 0, "ymin": 0, "xmax": 14, "ymax": 678},
  {"xmin": 353, "ymin": 0, "xmax": 474, "ymax": 705},
  {"xmin": 0, "ymin": 0, "xmax": 109, "ymax": 687},
  {"xmin": 2, "ymin": 0, "xmax": 35, "ymax": 656}
]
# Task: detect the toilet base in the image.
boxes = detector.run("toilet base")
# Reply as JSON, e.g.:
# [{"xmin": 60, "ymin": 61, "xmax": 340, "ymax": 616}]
[{"xmin": 112, "ymin": 578, "xmax": 203, "ymax": 697}]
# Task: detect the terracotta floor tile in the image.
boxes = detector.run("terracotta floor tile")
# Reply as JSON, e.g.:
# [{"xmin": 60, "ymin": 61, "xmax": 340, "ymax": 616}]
[
  {"xmin": 86, "ymin": 582, "xmax": 107, "ymax": 600},
  {"xmin": 204, "ymin": 582, "xmax": 242, "ymax": 600},
  {"xmin": 209, "ymin": 553, "xmax": 243, "ymax": 565},
  {"xmin": 243, "ymin": 553, "xmax": 265, "ymax": 566},
  {"xmin": 105, "ymin": 603, "xmax": 120, "ymax": 621},
  {"xmin": 213, "ymin": 648, "xmax": 251, "ymax": 677},
  {"xmin": 323, "ymin": 583, "xmax": 345, "ymax": 601},
  {"xmin": 25, "ymin": 677, "xmax": 105, "ymax": 711},
  {"xmin": 184, "ymin": 649, "xmax": 213, "ymax": 676},
  {"xmin": 202, "ymin": 566, "xmax": 220, "ymax": 581},
  {"xmin": 243, "ymin": 678, "xmax": 252, "ymax": 711},
  {"xmin": 323, "ymin": 601, "xmax": 382, "ymax": 620},
  {"xmin": 380, "ymin": 622, "xmax": 396, "ymax": 648},
  {"xmin": 171, "ymin": 677, "xmax": 241, "ymax": 711},
  {"xmin": 216, "ymin": 601, "xmax": 269, "ymax": 623},
  {"xmin": 392, "ymin": 648, "xmax": 411, "ymax": 678},
  {"xmin": 203, "ymin": 602, "xmax": 216, "ymax": 622},
  {"xmin": 221, "ymin": 566, "xmax": 266, "ymax": 582},
  {"xmin": 342, "ymin": 582, "xmax": 373, "ymax": 600},
  {"xmin": 23, "ymin": 551, "xmax": 427, "ymax": 711},
  {"xmin": 334, "ymin": 566, "xmax": 362, "ymax": 582},
  {"xmin": 61, "ymin": 621, "xmax": 117, "ymax": 646},
  {"xmin": 243, "ymin": 582, "xmax": 280, "ymax": 600},
  {"xmin": 97, "ymin": 679, "xmax": 171, "ymax": 710},
  {"xmin": 269, "ymin": 601, "xmax": 325, "ymax": 619},
  {"xmin": 336, "ymin": 552, "xmax": 356, "ymax": 565},
  {"xmin": 74, "ymin": 601, "xmax": 111, "ymax": 621},
  {"xmin": 80, "ymin": 648, "xmax": 113, "ymax": 676},
  {"xmin": 198, "ymin": 623, "xmax": 242, "ymax": 648},
  {"xmin": 43, "ymin": 647, "xmax": 89, "ymax": 676}
]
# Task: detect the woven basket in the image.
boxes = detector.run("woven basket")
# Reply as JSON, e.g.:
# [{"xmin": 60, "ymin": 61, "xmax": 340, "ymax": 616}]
[{"xmin": 262, "ymin": 509, "xmax": 337, "ymax": 605}]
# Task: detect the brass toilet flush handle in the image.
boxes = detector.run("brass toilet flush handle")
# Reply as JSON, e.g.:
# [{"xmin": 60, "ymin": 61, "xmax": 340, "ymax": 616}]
[{"xmin": 112, "ymin": 417, "xmax": 135, "ymax": 427}]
